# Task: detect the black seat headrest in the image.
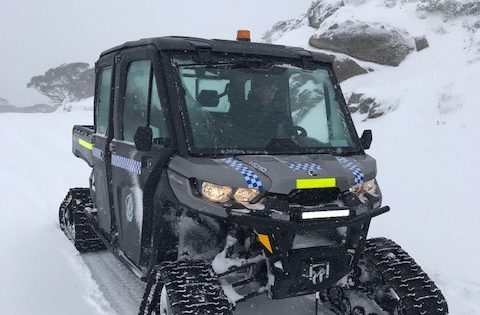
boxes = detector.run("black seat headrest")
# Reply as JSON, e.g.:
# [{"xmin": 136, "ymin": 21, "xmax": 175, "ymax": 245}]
[{"xmin": 197, "ymin": 90, "xmax": 219, "ymax": 107}]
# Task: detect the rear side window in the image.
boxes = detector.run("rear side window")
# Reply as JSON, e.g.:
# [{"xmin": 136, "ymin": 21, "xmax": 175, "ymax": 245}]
[
  {"xmin": 123, "ymin": 60, "xmax": 151, "ymax": 142},
  {"xmin": 96, "ymin": 67, "xmax": 112, "ymax": 135}
]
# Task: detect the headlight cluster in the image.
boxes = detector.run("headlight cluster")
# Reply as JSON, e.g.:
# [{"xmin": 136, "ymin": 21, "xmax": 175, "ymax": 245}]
[
  {"xmin": 201, "ymin": 182, "xmax": 261, "ymax": 204},
  {"xmin": 349, "ymin": 179, "xmax": 378, "ymax": 201}
]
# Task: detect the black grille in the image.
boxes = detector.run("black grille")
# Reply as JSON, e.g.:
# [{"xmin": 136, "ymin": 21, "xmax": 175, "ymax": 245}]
[{"xmin": 287, "ymin": 188, "xmax": 341, "ymax": 206}]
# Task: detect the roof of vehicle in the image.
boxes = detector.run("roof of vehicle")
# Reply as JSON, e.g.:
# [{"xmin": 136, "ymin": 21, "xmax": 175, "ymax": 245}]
[{"xmin": 99, "ymin": 36, "xmax": 334, "ymax": 63}]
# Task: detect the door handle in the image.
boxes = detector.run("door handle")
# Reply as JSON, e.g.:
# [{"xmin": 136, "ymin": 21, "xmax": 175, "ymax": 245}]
[{"xmin": 109, "ymin": 142, "xmax": 116, "ymax": 153}]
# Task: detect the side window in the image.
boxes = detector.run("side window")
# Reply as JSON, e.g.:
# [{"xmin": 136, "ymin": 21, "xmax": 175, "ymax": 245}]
[
  {"xmin": 96, "ymin": 67, "xmax": 112, "ymax": 135},
  {"xmin": 123, "ymin": 60, "xmax": 151, "ymax": 142},
  {"xmin": 149, "ymin": 76, "xmax": 168, "ymax": 139}
]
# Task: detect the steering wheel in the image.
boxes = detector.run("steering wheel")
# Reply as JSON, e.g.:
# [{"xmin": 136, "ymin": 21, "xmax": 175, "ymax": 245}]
[{"xmin": 294, "ymin": 126, "xmax": 308, "ymax": 138}]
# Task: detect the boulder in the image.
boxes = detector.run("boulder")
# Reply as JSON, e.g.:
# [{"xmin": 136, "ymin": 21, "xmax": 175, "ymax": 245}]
[
  {"xmin": 415, "ymin": 36, "xmax": 429, "ymax": 51},
  {"xmin": 307, "ymin": 0, "xmax": 344, "ymax": 29},
  {"xmin": 333, "ymin": 56, "xmax": 370, "ymax": 82},
  {"xmin": 309, "ymin": 21, "xmax": 415, "ymax": 66}
]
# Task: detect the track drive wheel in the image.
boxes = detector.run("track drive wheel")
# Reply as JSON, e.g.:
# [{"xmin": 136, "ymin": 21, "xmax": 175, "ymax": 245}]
[
  {"xmin": 139, "ymin": 261, "xmax": 233, "ymax": 315},
  {"xmin": 59, "ymin": 188, "xmax": 105, "ymax": 253},
  {"xmin": 362, "ymin": 238, "xmax": 449, "ymax": 315}
]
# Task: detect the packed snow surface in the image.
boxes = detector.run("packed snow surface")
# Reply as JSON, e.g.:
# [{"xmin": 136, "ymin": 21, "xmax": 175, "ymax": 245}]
[
  {"xmin": 1, "ymin": 86, "xmax": 479, "ymax": 314},
  {"xmin": 1, "ymin": 0, "xmax": 480, "ymax": 314}
]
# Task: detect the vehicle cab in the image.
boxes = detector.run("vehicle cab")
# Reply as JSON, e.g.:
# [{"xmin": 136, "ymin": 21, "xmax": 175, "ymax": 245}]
[{"xmin": 82, "ymin": 35, "xmax": 380, "ymax": 286}]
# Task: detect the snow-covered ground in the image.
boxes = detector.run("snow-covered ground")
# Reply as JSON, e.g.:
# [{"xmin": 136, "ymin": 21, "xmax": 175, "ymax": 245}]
[
  {"xmin": 1, "ymin": 84, "xmax": 479, "ymax": 314},
  {"xmin": 0, "ymin": 111, "xmax": 114, "ymax": 315},
  {"xmin": 0, "ymin": 112, "xmax": 332, "ymax": 315},
  {"xmin": 1, "ymin": 1, "xmax": 480, "ymax": 314}
]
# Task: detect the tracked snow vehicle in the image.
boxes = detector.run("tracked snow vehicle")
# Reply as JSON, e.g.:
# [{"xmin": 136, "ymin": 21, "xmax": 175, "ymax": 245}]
[{"xmin": 59, "ymin": 31, "xmax": 448, "ymax": 314}]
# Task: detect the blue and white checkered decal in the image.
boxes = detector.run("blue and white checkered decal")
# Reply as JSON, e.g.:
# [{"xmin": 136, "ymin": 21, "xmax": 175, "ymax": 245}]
[
  {"xmin": 288, "ymin": 162, "xmax": 322, "ymax": 172},
  {"xmin": 112, "ymin": 154, "xmax": 141, "ymax": 175},
  {"xmin": 222, "ymin": 157, "xmax": 264, "ymax": 190},
  {"xmin": 92, "ymin": 148, "xmax": 103, "ymax": 160},
  {"xmin": 336, "ymin": 157, "xmax": 364, "ymax": 184}
]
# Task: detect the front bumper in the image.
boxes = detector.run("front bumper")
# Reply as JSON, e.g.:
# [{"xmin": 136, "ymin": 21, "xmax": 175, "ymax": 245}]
[
  {"xmin": 227, "ymin": 205, "xmax": 389, "ymax": 231},
  {"xmin": 228, "ymin": 204, "xmax": 390, "ymax": 299}
]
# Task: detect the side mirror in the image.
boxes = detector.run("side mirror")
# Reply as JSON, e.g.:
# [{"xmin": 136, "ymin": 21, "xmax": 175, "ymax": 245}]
[
  {"xmin": 361, "ymin": 130, "xmax": 372, "ymax": 150},
  {"xmin": 197, "ymin": 90, "xmax": 220, "ymax": 107},
  {"xmin": 134, "ymin": 126, "xmax": 153, "ymax": 151}
]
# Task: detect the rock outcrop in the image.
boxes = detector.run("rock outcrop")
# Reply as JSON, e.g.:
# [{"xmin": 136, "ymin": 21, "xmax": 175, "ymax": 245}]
[
  {"xmin": 347, "ymin": 93, "xmax": 386, "ymax": 119},
  {"xmin": 261, "ymin": 15, "xmax": 306, "ymax": 43},
  {"xmin": 307, "ymin": 0, "xmax": 344, "ymax": 29},
  {"xmin": 309, "ymin": 21, "xmax": 415, "ymax": 66},
  {"xmin": 333, "ymin": 57, "xmax": 370, "ymax": 82}
]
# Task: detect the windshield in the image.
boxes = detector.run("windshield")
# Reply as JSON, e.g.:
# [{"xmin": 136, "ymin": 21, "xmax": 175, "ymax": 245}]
[{"xmin": 173, "ymin": 56, "xmax": 359, "ymax": 155}]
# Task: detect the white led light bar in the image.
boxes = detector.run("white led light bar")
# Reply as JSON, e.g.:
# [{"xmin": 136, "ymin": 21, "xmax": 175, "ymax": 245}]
[{"xmin": 302, "ymin": 209, "xmax": 350, "ymax": 220}]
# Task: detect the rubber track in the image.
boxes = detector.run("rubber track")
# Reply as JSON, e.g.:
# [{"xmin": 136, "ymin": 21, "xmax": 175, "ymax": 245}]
[
  {"xmin": 60, "ymin": 188, "xmax": 106, "ymax": 253},
  {"xmin": 139, "ymin": 261, "xmax": 232, "ymax": 315},
  {"xmin": 364, "ymin": 238, "xmax": 449, "ymax": 315}
]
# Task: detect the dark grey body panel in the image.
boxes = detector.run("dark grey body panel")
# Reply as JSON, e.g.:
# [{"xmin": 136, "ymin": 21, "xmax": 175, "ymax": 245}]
[
  {"xmin": 168, "ymin": 153, "xmax": 376, "ymax": 205},
  {"xmin": 235, "ymin": 154, "xmax": 376, "ymax": 193}
]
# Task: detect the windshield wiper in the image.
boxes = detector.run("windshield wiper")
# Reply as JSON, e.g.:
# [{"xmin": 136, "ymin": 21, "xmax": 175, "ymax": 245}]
[{"xmin": 264, "ymin": 138, "xmax": 301, "ymax": 152}]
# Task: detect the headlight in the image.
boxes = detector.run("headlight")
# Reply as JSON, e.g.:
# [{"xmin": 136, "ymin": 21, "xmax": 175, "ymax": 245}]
[
  {"xmin": 234, "ymin": 188, "xmax": 261, "ymax": 203},
  {"xmin": 201, "ymin": 182, "xmax": 233, "ymax": 203},
  {"xmin": 349, "ymin": 179, "xmax": 378, "ymax": 201}
]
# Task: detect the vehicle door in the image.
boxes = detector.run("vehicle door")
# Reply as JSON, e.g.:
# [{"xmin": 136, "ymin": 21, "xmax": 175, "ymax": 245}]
[
  {"xmin": 110, "ymin": 47, "xmax": 174, "ymax": 267},
  {"xmin": 92, "ymin": 58, "xmax": 115, "ymax": 235}
]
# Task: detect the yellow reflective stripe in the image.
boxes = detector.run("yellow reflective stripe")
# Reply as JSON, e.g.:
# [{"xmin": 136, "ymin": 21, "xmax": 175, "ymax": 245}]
[
  {"xmin": 296, "ymin": 178, "xmax": 337, "ymax": 189},
  {"xmin": 78, "ymin": 138, "xmax": 93, "ymax": 150},
  {"xmin": 257, "ymin": 233, "xmax": 273, "ymax": 254}
]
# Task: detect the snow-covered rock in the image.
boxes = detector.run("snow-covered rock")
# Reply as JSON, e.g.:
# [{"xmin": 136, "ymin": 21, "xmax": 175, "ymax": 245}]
[
  {"xmin": 347, "ymin": 92, "xmax": 397, "ymax": 119},
  {"xmin": 309, "ymin": 21, "xmax": 415, "ymax": 66},
  {"xmin": 333, "ymin": 56, "xmax": 370, "ymax": 81},
  {"xmin": 307, "ymin": 0, "xmax": 345, "ymax": 28},
  {"xmin": 261, "ymin": 15, "xmax": 307, "ymax": 44},
  {"xmin": 395, "ymin": 0, "xmax": 480, "ymax": 19}
]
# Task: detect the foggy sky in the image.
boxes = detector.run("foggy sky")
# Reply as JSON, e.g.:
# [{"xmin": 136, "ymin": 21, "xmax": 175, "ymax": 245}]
[{"xmin": 0, "ymin": 0, "xmax": 311, "ymax": 106}]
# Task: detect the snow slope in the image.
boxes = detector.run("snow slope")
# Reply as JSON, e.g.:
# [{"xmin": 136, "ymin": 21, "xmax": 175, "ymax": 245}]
[
  {"xmin": 1, "ymin": 1, "xmax": 480, "ymax": 314},
  {"xmin": 1, "ymin": 89, "xmax": 479, "ymax": 314},
  {"xmin": 268, "ymin": 0, "xmax": 480, "ymax": 313},
  {"xmin": 0, "ymin": 112, "xmax": 115, "ymax": 315}
]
